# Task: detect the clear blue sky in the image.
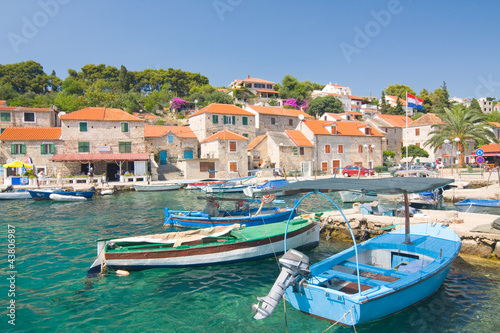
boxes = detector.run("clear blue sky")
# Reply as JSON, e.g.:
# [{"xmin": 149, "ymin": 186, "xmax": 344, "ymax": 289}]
[{"xmin": 1, "ymin": 0, "xmax": 499, "ymax": 99}]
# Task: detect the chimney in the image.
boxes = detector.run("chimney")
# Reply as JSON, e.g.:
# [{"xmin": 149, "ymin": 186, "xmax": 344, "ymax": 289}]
[{"xmin": 247, "ymin": 75, "xmax": 250, "ymax": 79}]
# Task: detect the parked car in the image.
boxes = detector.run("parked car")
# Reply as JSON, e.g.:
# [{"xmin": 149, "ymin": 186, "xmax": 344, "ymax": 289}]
[
  {"xmin": 423, "ymin": 162, "xmax": 437, "ymax": 170},
  {"xmin": 342, "ymin": 165, "xmax": 375, "ymax": 177},
  {"xmin": 387, "ymin": 163, "xmax": 403, "ymax": 172},
  {"xmin": 436, "ymin": 162, "xmax": 447, "ymax": 169}
]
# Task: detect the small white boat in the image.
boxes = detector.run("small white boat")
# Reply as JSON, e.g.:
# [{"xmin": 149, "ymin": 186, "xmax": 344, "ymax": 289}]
[
  {"xmin": 0, "ymin": 189, "xmax": 32, "ymax": 200},
  {"xmin": 204, "ymin": 176, "xmax": 256, "ymax": 193},
  {"xmin": 100, "ymin": 189, "xmax": 114, "ymax": 196},
  {"xmin": 49, "ymin": 193, "xmax": 87, "ymax": 202},
  {"xmin": 133, "ymin": 184, "xmax": 181, "ymax": 192}
]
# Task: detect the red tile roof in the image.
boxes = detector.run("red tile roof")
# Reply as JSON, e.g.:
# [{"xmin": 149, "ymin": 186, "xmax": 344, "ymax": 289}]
[
  {"xmin": 201, "ymin": 130, "xmax": 248, "ymax": 143},
  {"xmin": 323, "ymin": 113, "xmax": 343, "ymax": 121},
  {"xmin": 0, "ymin": 106, "xmax": 17, "ymax": 111},
  {"xmin": 60, "ymin": 107, "xmax": 144, "ymax": 122},
  {"xmin": 188, "ymin": 103, "xmax": 254, "ymax": 118},
  {"xmin": 247, "ymin": 135, "xmax": 266, "ymax": 150},
  {"xmin": 0, "ymin": 127, "xmax": 61, "ymax": 140},
  {"xmin": 145, "ymin": 125, "xmax": 197, "ymax": 138},
  {"xmin": 255, "ymin": 89, "xmax": 279, "ymax": 94},
  {"xmin": 474, "ymin": 144, "xmax": 500, "ymax": 154},
  {"xmin": 0, "ymin": 100, "xmax": 6, "ymax": 106},
  {"xmin": 50, "ymin": 153, "xmax": 149, "ymax": 162},
  {"xmin": 285, "ymin": 130, "xmax": 313, "ymax": 146},
  {"xmin": 14, "ymin": 107, "xmax": 53, "ymax": 112},
  {"xmin": 237, "ymin": 76, "xmax": 275, "ymax": 85},
  {"xmin": 409, "ymin": 113, "xmax": 444, "ymax": 127},
  {"xmin": 376, "ymin": 114, "xmax": 413, "ymax": 128},
  {"xmin": 303, "ymin": 120, "xmax": 383, "ymax": 137},
  {"xmin": 247, "ymin": 105, "xmax": 314, "ymax": 119},
  {"xmin": 488, "ymin": 122, "xmax": 500, "ymax": 128}
]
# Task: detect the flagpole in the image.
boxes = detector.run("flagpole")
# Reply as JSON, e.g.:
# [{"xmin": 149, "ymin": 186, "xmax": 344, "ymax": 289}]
[{"xmin": 406, "ymin": 92, "xmax": 408, "ymax": 170}]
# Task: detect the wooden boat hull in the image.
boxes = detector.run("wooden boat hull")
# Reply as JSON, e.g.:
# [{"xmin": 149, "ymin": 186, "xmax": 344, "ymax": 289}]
[
  {"xmin": 454, "ymin": 199, "xmax": 500, "ymax": 214},
  {"xmin": 133, "ymin": 184, "xmax": 181, "ymax": 192},
  {"xmin": 164, "ymin": 207, "xmax": 296, "ymax": 228},
  {"xmin": 90, "ymin": 219, "xmax": 320, "ymax": 271},
  {"xmin": 282, "ymin": 223, "xmax": 461, "ymax": 326}
]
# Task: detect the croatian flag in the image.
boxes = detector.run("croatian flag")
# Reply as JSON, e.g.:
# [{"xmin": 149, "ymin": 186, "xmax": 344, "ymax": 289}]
[
  {"xmin": 407, "ymin": 93, "xmax": 424, "ymax": 110},
  {"xmin": 27, "ymin": 154, "xmax": 33, "ymax": 164}
]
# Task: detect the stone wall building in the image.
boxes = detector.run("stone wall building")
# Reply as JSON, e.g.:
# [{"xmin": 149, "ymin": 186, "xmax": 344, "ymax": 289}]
[
  {"xmin": 0, "ymin": 106, "xmax": 59, "ymax": 133},
  {"xmin": 188, "ymin": 103, "xmax": 256, "ymax": 141},
  {"xmin": 244, "ymin": 105, "xmax": 314, "ymax": 136},
  {"xmin": 367, "ymin": 114, "xmax": 412, "ymax": 162},
  {"xmin": 145, "ymin": 125, "xmax": 199, "ymax": 162}
]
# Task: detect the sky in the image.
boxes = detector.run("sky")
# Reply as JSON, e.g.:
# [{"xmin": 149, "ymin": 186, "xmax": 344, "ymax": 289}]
[{"xmin": 1, "ymin": 0, "xmax": 499, "ymax": 100}]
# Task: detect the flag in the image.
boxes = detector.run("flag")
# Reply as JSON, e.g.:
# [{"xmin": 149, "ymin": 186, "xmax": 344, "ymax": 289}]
[
  {"xmin": 27, "ymin": 154, "xmax": 33, "ymax": 164},
  {"xmin": 407, "ymin": 93, "xmax": 424, "ymax": 110}
]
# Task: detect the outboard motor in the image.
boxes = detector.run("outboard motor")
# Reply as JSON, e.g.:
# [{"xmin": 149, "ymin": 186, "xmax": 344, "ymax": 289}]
[
  {"xmin": 252, "ymin": 249, "xmax": 310, "ymax": 320},
  {"xmin": 1, "ymin": 185, "xmax": 14, "ymax": 193}
]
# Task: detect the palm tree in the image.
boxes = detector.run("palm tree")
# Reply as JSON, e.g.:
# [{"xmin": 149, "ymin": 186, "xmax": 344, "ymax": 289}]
[{"xmin": 425, "ymin": 105, "xmax": 498, "ymax": 167}]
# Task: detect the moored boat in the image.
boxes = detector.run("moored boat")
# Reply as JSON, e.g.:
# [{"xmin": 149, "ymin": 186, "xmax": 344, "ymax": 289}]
[
  {"xmin": 251, "ymin": 177, "xmax": 459, "ymax": 326},
  {"xmin": 133, "ymin": 183, "xmax": 181, "ymax": 192},
  {"xmin": 454, "ymin": 198, "xmax": 500, "ymax": 214},
  {"xmin": 0, "ymin": 186, "xmax": 32, "ymax": 200},
  {"xmin": 28, "ymin": 188, "xmax": 95, "ymax": 201},
  {"xmin": 87, "ymin": 217, "xmax": 320, "ymax": 276},
  {"xmin": 49, "ymin": 193, "xmax": 87, "ymax": 202},
  {"xmin": 243, "ymin": 179, "xmax": 294, "ymax": 197}
]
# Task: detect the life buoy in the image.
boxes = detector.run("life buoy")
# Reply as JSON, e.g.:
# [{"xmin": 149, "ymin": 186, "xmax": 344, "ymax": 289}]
[{"xmin": 262, "ymin": 193, "xmax": 276, "ymax": 203}]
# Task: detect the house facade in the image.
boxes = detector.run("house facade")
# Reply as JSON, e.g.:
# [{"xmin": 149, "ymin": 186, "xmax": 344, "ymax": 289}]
[
  {"xmin": 52, "ymin": 107, "xmax": 148, "ymax": 178},
  {"xmin": 244, "ymin": 105, "xmax": 313, "ymax": 135},
  {"xmin": 367, "ymin": 114, "xmax": 412, "ymax": 162},
  {"xmin": 229, "ymin": 75, "xmax": 280, "ymax": 105},
  {"xmin": 144, "ymin": 125, "xmax": 199, "ymax": 163},
  {"xmin": 0, "ymin": 127, "xmax": 61, "ymax": 177},
  {"xmin": 188, "ymin": 103, "xmax": 256, "ymax": 142},
  {"xmin": 0, "ymin": 106, "xmax": 59, "ymax": 133},
  {"xmin": 478, "ymin": 98, "xmax": 494, "ymax": 113},
  {"xmin": 404, "ymin": 113, "xmax": 448, "ymax": 164},
  {"xmin": 300, "ymin": 119, "xmax": 384, "ymax": 173}
]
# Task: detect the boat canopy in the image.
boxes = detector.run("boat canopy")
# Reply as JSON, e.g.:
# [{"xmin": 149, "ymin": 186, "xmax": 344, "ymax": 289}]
[{"xmin": 259, "ymin": 177, "xmax": 454, "ymax": 195}]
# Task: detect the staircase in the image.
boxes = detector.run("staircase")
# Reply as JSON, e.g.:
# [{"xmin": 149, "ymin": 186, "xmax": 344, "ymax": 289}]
[{"xmin": 156, "ymin": 164, "xmax": 182, "ymax": 181}]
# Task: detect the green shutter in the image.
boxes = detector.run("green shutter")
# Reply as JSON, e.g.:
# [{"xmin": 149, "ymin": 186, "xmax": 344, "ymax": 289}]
[
  {"xmin": 21, "ymin": 144, "xmax": 26, "ymax": 154},
  {"xmin": 242, "ymin": 117, "xmax": 248, "ymax": 125},
  {"xmin": 11, "ymin": 144, "xmax": 15, "ymax": 154},
  {"xmin": 80, "ymin": 122, "xmax": 87, "ymax": 132},
  {"xmin": 121, "ymin": 123, "xmax": 129, "ymax": 132},
  {"xmin": 232, "ymin": 116, "xmax": 235, "ymax": 125},
  {"xmin": 212, "ymin": 115, "xmax": 218, "ymax": 124},
  {"xmin": 41, "ymin": 144, "xmax": 44, "ymax": 154},
  {"xmin": 51, "ymin": 144, "xmax": 55, "ymax": 154}
]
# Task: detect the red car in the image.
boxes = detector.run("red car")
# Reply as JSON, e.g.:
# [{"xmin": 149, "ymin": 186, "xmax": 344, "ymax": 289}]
[{"xmin": 342, "ymin": 165, "xmax": 374, "ymax": 177}]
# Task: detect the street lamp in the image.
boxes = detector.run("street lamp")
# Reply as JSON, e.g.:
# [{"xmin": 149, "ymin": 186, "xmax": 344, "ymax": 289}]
[{"xmin": 454, "ymin": 137, "xmax": 460, "ymax": 176}]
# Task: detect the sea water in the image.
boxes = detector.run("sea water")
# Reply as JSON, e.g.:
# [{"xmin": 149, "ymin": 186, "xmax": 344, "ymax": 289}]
[{"xmin": 0, "ymin": 190, "xmax": 499, "ymax": 332}]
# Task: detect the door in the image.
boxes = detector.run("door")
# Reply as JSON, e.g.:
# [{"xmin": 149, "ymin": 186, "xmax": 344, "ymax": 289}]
[
  {"xmin": 159, "ymin": 151, "xmax": 167, "ymax": 165},
  {"xmin": 301, "ymin": 161, "xmax": 311, "ymax": 177},
  {"xmin": 134, "ymin": 161, "xmax": 147, "ymax": 175},
  {"xmin": 332, "ymin": 160, "xmax": 341, "ymax": 175},
  {"xmin": 183, "ymin": 150, "xmax": 194, "ymax": 159}
]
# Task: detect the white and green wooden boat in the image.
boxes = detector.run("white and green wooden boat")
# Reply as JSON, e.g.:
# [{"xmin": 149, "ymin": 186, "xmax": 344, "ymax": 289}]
[{"xmin": 87, "ymin": 217, "xmax": 319, "ymax": 276}]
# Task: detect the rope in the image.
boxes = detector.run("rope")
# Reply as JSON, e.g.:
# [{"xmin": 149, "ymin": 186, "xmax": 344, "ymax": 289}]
[
  {"xmin": 322, "ymin": 305, "xmax": 355, "ymax": 332},
  {"xmin": 283, "ymin": 295, "xmax": 289, "ymax": 333}
]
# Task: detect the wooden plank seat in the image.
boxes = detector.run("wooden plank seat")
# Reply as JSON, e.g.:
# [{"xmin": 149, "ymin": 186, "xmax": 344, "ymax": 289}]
[
  {"xmin": 339, "ymin": 261, "xmax": 409, "ymax": 280},
  {"xmin": 314, "ymin": 269, "xmax": 387, "ymax": 287}
]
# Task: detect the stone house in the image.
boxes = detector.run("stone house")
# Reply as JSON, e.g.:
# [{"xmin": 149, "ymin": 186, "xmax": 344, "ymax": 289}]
[
  {"xmin": 228, "ymin": 75, "xmax": 281, "ymax": 105},
  {"xmin": 300, "ymin": 119, "xmax": 384, "ymax": 174},
  {"xmin": 51, "ymin": 107, "xmax": 149, "ymax": 178},
  {"xmin": 179, "ymin": 130, "xmax": 248, "ymax": 180},
  {"xmin": 247, "ymin": 130, "xmax": 314, "ymax": 176},
  {"xmin": 188, "ymin": 103, "xmax": 256, "ymax": 142},
  {"xmin": 144, "ymin": 125, "xmax": 199, "ymax": 163},
  {"xmin": 367, "ymin": 114, "xmax": 412, "ymax": 162},
  {"xmin": 0, "ymin": 127, "xmax": 61, "ymax": 176},
  {"xmin": 0, "ymin": 106, "xmax": 59, "ymax": 133},
  {"xmin": 244, "ymin": 105, "xmax": 314, "ymax": 136}
]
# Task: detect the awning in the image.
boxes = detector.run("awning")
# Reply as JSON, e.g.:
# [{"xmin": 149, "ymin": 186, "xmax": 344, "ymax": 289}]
[{"xmin": 50, "ymin": 153, "xmax": 150, "ymax": 162}]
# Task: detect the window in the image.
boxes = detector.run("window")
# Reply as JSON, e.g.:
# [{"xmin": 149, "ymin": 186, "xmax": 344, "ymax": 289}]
[
  {"xmin": 253, "ymin": 150, "xmax": 260, "ymax": 161},
  {"xmin": 119, "ymin": 142, "xmax": 132, "ymax": 153},
  {"xmin": 321, "ymin": 162, "xmax": 328, "ymax": 172},
  {"xmin": 0, "ymin": 128, "xmax": 4, "ymax": 134},
  {"xmin": 229, "ymin": 140, "xmax": 237, "ymax": 152},
  {"xmin": 358, "ymin": 145, "xmax": 363, "ymax": 153},
  {"xmin": 41, "ymin": 143, "xmax": 54, "ymax": 155},
  {"xmin": 79, "ymin": 122, "xmax": 87, "ymax": 132},
  {"xmin": 1, "ymin": 112, "xmax": 10, "ymax": 121},
  {"xmin": 293, "ymin": 147, "xmax": 298, "ymax": 156},
  {"xmin": 415, "ymin": 128, "xmax": 420, "ymax": 136},
  {"xmin": 242, "ymin": 133, "xmax": 248, "ymax": 138},
  {"xmin": 300, "ymin": 147, "xmax": 304, "ymax": 155},
  {"xmin": 224, "ymin": 116, "xmax": 231, "ymax": 124},
  {"xmin": 11, "ymin": 143, "xmax": 25, "ymax": 155},
  {"xmin": 212, "ymin": 115, "xmax": 219, "ymax": 124},
  {"xmin": 229, "ymin": 161, "xmax": 238, "ymax": 172},
  {"xmin": 242, "ymin": 116, "xmax": 248, "ymax": 125},
  {"xmin": 267, "ymin": 84, "xmax": 272, "ymax": 89},
  {"xmin": 78, "ymin": 142, "xmax": 89, "ymax": 153},
  {"xmin": 121, "ymin": 122, "xmax": 129, "ymax": 132},
  {"xmin": 338, "ymin": 145, "xmax": 344, "ymax": 153},
  {"xmin": 289, "ymin": 119, "xmax": 293, "ymax": 126},
  {"xmin": 168, "ymin": 135, "xmax": 174, "ymax": 143},
  {"xmin": 271, "ymin": 117, "xmax": 276, "ymax": 125},
  {"xmin": 184, "ymin": 150, "xmax": 194, "ymax": 159},
  {"xmin": 325, "ymin": 145, "xmax": 331, "ymax": 153},
  {"xmin": 24, "ymin": 112, "xmax": 35, "ymax": 123},
  {"xmin": 232, "ymin": 116, "xmax": 235, "ymax": 125},
  {"xmin": 365, "ymin": 127, "xmax": 370, "ymax": 135}
]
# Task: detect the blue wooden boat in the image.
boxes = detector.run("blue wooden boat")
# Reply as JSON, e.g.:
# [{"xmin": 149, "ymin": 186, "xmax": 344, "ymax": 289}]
[
  {"xmin": 164, "ymin": 196, "xmax": 297, "ymax": 228},
  {"xmin": 454, "ymin": 198, "xmax": 500, "ymax": 214},
  {"xmin": 252, "ymin": 177, "xmax": 461, "ymax": 326},
  {"xmin": 28, "ymin": 188, "xmax": 95, "ymax": 201}
]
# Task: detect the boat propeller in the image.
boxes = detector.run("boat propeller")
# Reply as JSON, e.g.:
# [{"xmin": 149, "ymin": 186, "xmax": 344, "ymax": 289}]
[{"xmin": 252, "ymin": 249, "xmax": 310, "ymax": 320}]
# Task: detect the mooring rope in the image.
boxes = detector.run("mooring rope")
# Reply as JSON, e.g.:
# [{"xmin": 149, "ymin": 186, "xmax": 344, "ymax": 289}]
[{"xmin": 321, "ymin": 305, "xmax": 356, "ymax": 332}]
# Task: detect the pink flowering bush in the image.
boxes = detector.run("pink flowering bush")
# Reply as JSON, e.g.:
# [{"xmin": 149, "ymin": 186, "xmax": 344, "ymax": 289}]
[
  {"xmin": 170, "ymin": 97, "xmax": 187, "ymax": 110},
  {"xmin": 284, "ymin": 98, "xmax": 308, "ymax": 110}
]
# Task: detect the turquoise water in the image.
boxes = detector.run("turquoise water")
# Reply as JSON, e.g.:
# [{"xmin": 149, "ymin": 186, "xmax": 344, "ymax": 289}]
[{"xmin": 1, "ymin": 190, "xmax": 499, "ymax": 332}]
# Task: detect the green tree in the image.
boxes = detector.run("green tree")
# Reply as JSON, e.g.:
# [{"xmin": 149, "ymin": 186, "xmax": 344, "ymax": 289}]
[
  {"xmin": 0, "ymin": 61, "xmax": 49, "ymax": 93},
  {"xmin": 0, "ymin": 83, "xmax": 18, "ymax": 101},
  {"xmin": 424, "ymin": 105, "xmax": 498, "ymax": 167},
  {"xmin": 118, "ymin": 65, "xmax": 131, "ymax": 92},
  {"xmin": 384, "ymin": 83, "xmax": 415, "ymax": 100},
  {"xmin": 469, "ymin": 98, "xmax": 481, "ymax": 111},
  {"xmin": 401, "ymin": 145, "xmax": 429, "ymax": 162},
  {"xmin": 379, "ymin": 91, "xmax": 391, "ymax": 114},
  {"xmin": 307, "ymin": 95, "xmax": 343, "ymax": 118},
  {"xmin": 418, "ymin": 88, "xmax": 432, "ymax": 112}
]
